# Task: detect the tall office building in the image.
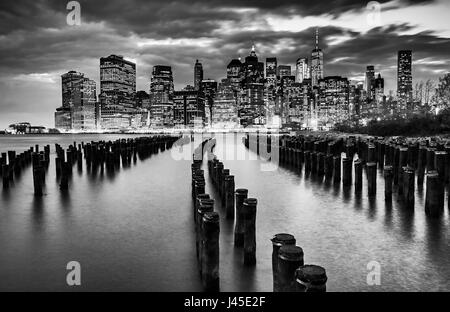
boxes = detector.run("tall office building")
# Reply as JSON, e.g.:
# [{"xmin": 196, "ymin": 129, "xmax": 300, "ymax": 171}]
[
  {"xmin": 265, "ymin": 57, "xmax": 278, "ymax": 89},
  {"xmin": 365, "ymin": 65, "xmax": 375, "ymax": 101},
  {"xmin": 99, "ymin": 54, "xmax": 136, "ymax": 110},
  {"xmin": 296, "ymin": 58, "xmax": 309, "ymax": 83},
  {"xmin": 310, "ymin": 28, "xmax": 324, "ymax": 87},
  {"xmin": 243, "ymin": 45, "xmax": 264, "ymax": 85},
  {"xmin": 227, "ymin": 58, "xmax": 243, "ymax": 91},
  {"xmin": 317, "ymin": 76, "xmax": 349, "ymax": 129},
  {"xmin": 278, "ymin": 65, "xmax": 292, "ymax": 79},
  {"xmin": 55, "ymin": 71, "xmax": 97, "ymax": 130},
  {"xmin": 150, "ymin": 65, "xmax": 174, "ymax": 127},
  {"xmin": 397, "ymin": 50, "xmax": 413, "ymax": 103},
  {"xmin": 374, "ymin": 74, "xmax": 385, "ymax": 104},
  {"xmin": 173, "ymin": 90, "xmax": 205, "ymax": 127},
  {"xmin": 194, "ymin": 59, "xmax": 203, "ymax": 91}
]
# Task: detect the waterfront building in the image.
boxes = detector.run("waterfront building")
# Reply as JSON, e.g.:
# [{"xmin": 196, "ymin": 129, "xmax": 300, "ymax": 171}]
[
  {"xmin": 150, "ymin": 65, "xmax": 174, "ymax": 128},
  {"xmin": 316, "ymin": 76, "xmax": 350, "ymax": 129},
  {"xmin": 55, "ymin": 71, "xmax": 97, "ymax": 130},
  {"xmin": 173, "ymin": 90, "xmax": 206, "ymax": 127},
  {"xmin": 99, "ymin": 55, "xmax": 136, "ymax": 110},
  {"xmin": 211, "ymin": 80, "xmax": 239, "ymax": 128}
]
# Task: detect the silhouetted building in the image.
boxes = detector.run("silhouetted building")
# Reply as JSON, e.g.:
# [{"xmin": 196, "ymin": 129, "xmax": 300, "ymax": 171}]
[{"xmin": 194, "ymin": 60, "xmax": 203, "ymax": 91}]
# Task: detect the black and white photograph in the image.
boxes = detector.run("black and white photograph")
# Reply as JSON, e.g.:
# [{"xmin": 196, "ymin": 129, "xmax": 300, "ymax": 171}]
[{"xmin": 0, "ymin": 0, "xmax": 450, "ymax": 301}]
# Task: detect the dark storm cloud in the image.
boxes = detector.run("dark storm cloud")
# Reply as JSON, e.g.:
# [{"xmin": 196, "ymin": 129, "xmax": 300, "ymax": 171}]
[{"xmin": 0, "ymin": 0, "xmax": 437, "ymax": 37}]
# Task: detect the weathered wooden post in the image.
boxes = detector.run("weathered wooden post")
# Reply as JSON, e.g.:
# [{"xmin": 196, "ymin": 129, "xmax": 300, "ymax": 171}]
[
  {"xmin": 197, "ymin": 199, "xmax": 214, "ymax": 262},
  {"xmin": 2, "ymin": 164, "xmax": 9, "ymax": 188},
  {"xmin": 367, "ymin": 162, "xmax": 377, "ymax": 197},
  {"xmin": 354, "ymin": 159, "xmax": 363, "ymax": 193},
  {"xmin": 398, "ymin": 148, "xmax": 408, "ymax": 195},
  {"xmin": 434, "ymin": 151, "xmax": 447, "ymax": 182},
  {"xmin": 243, "ymin": 198, "xmax": 257, "ymax": 265},
  {"xmin": 224, "ymin": 175, "xmax": 235, "ymax": 219},
  {"xmin": 342, "ymin": 157, "xmax": 352, "ymax": 187},
  {"xmin": 324, "ymin": 154, "xmax": 333, "ymax": 179},
  {"xmin": 60, "ymin": 161, "xmax": 69, "ymax": 190},
  {"xmin": 234, "ymin": 188, "xmax": 248, "ymax": 247},
  {"xmin": 425, "ymin": 171, "xmax": 444, "ymax": 217},
  {"xmin": 384, "ymin": 166, "xmax": 393, "ymax": 201},
  {"xmin": 317, "ymin": 153, "xmax": 325, "ymax": 176},
  {"xmin": 417, "ymin": 146, "xmax": 427, "ymax": 185},
  {"xmin": 33, "ymin": 166, "xmax": 43, "ymax": 196},
  {"xmin": 201, "ymin": 211, "xmax": 220, "ymax": 292},
  {"xmin": 271, "ymin": 233, "xmax": 296, "ymax": 292},
  {"xmin": 277, "ymin": 245, "xmax": 304, "ymax": 292},
  {"xmin": 333, "ymin": 156, "xmax": 341, "ymax": 183},
  {"xmin": 295, "ymin": 265, "xmax": 328, "ymax": 292},
  {"xmin": 403, "ymin": 167, "xmax": 415, "ymax": 209}
]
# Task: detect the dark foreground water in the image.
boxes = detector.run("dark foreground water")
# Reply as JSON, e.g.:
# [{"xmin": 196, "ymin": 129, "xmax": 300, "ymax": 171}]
[{"xmin": 0, "ymin": 133, "xmax": 449, "ymax": 291}]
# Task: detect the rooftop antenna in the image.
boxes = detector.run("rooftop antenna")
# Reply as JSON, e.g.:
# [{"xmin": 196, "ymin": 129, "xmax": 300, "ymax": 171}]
[{"xmin": 315, "ymin": 28, "xmax": 319, "ymax": 50}]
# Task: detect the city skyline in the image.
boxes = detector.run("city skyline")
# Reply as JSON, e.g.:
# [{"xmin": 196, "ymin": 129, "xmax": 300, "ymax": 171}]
[{"xmin": 1, "ymin": 0, "xmax": 450, "ymax": 128}]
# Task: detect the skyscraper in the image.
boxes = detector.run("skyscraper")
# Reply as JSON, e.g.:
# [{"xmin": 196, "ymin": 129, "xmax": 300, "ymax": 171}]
[
  {"xmin": 277, "ymin": 65, "xmax": 292, "ymax": 79},
  {"xmin": 227, "ymin": 58, "xmax": 243, "ymax": 91},
  {"xmin": 374, "ymin": 74, "xmax": 385, "ymax": 104},
  {"xmin": 397, "ymin": 50, "xmax": 413, "ymax": 104},
  {"xmin": 265, "ymin": 57, "xmax": 277, "ymax": 89},
  {"xmin": 99, "ymin": 54, "xmax": 136, "ymax": 111},
  {"xmin": 55, "ymin": 71, "xmax": 96, "ymax": 130},
  {"xmin": 365, "ymin": 65, "xmax": 375, "ymax": 101},
  {"xmin": 296, "ymin": 58, "xmax": 309, "ymax": 83},
  {"xmin": 194, "ymin": 59, "xmax": 203, "ymax": 91},
  {"xmin": 310, "ymin": 28, "xmax": 324, "ymax": 87},
  {"xmin": 150, "ymin": 65, "xmax": 174, "ymax": 127}
]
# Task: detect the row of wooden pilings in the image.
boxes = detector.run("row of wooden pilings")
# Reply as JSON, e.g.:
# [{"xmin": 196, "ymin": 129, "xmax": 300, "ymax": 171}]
[
  {"xmin": 244, "ymin": 133, "xmax": 450, "ymax": 218},
  {"xmin": 1, "ymin": 145, "xmax": 50, "ymax": 191},
  {"xmin": 1, "ymin": 136, "xmax": 181, "ymax": 196},
  {"xmin": 191, "ymin": 138, "xmax": 327, "ymax": 292}
]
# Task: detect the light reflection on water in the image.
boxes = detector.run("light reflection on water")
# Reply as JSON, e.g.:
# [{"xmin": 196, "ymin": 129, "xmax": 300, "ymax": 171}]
[{"xmin": 0, "ymin": 133, "xmax": 449, "ymax": 291}]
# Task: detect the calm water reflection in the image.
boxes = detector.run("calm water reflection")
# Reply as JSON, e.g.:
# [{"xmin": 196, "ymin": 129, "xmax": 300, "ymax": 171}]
[{"xmin": 0, "ymin": 133, "xmax": 449, "ymax": 291}]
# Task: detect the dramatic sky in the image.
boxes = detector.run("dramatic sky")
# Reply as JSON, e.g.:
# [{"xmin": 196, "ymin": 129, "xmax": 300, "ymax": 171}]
[{"xmin": 0, "ymin": 0, "xmax": 449, "ymax": 128}]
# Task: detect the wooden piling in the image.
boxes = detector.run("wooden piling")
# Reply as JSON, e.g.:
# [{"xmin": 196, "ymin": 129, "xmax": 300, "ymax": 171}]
[
  {"xmin": 367, "ymin": 162, "xmax": 377, "ymax": 197},
  {"xmin": 224, "ymin": 175, "xmax": 235, "ymax": 219},
  {"xmin": 425, "ymin": 171, "xmax": 444, "ymax": 217},
  {"xmin": 277, "ymin": 245, "xmax": 304, "ymax": 292},
  {"xmin": 295, "ymin": 265, "xmax": 327, "ymax": 292},
  {"xmin": 234, "ymin": 189, "xmax": 248, "ymax": 247},
  {"xmin": 354, "ymin": 159, "xmax": 363, "ymax": 193},
  {"xmin": 201, "ymin": 211, "xmax": 220, "ymax": 292},
  {"xmin": 271, "ymin": 233, "xmax": 296, "ymax": 292},
  {"xmin": 243, "ymin": 198, "xmax": 257, "ymax": 265},
  {"xmin": 384, "ymin": 166, "xmax": 393, "ymax": 201}
]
